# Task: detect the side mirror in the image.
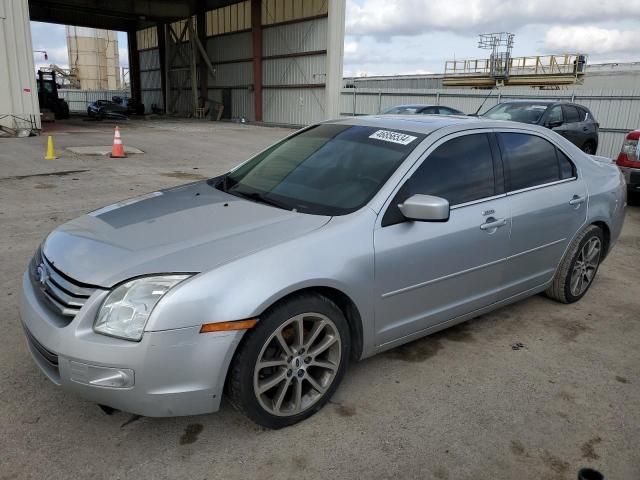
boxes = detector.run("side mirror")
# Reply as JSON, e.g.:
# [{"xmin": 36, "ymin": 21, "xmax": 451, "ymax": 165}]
[
  {"xmin": 398, "ymin": 194, "xmax": 450, "ymax": 222},
  {"xmin": 548, "ymin": 120, "xmax": 563, "ymax": 128}
]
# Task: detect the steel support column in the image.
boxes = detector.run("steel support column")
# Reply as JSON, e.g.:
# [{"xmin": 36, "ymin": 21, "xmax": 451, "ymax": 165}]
[
  {"xmin": 197, "ymin": 10, "xmax": 208, "ymax": 102},
  {"xmin": 157, "ymin": 23, "xmax": 167, "ymax": 112},
  {"xmin": 251, "ymin": 0, "xmax": 262, "ymax": 122},
  {"xmin": 127, "ymin": 31, "xmax": 141, "ymax": 102}
]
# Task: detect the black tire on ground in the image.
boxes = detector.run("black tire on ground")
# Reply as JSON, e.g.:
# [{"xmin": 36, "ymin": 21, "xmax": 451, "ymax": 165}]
[
  {"xmin": 227, "ymin": 293, "xmax": 351, "ymax": 429},
  {"xmin": 582, "ymin": 141, "xmax": 596, "ymax": 154},
  {"xmin": 545, "ymin": 225, "xmax": 604, "ymax": 304}
]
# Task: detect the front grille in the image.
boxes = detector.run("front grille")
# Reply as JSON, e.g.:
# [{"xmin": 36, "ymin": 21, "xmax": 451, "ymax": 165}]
[{"xmin": 30, "ymin": 249, "xmax": 98, "ymax": 321}]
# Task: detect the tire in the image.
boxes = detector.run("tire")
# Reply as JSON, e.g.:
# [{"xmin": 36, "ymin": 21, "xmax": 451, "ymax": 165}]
[
  {"xmin": 545, "ymin": 225, "xmax": 604, "ymax": 303},
  {"xmin": 227, "ymin": 293, "xmax": 351, "ymax": 428},
  {"xmin": 582, "ymin": 141, "xmax": 596, "ymax": 155}
]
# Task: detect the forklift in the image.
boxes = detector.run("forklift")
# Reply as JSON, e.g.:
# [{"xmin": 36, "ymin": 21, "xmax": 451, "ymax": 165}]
[{"xmin": 37, "ymin": 70, "xmax": 70, "ymax": 120}]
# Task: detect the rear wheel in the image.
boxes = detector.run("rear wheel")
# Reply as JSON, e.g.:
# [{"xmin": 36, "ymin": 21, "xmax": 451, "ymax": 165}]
[
  {"xmin": 545, "ymin": 225, "xmax": 603, "ymax": 303},
  {"xmin": 582, "ymin": 141, "xmax": 596, "ymax": 154},
  {"xmin": 227, "ymin": 293, "xmax": 350, "ymax": 428}
]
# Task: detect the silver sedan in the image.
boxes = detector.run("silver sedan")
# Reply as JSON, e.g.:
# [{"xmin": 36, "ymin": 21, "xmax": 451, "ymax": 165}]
[{"xmin": 20, "ymin": 115, "xmax": 626, "ymax": 428}]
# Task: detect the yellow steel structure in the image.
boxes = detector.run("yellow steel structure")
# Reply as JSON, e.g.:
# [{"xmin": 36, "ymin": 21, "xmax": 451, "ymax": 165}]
[{"xmin": 443, "ymin": 54, "xmax": 587, "ymax": 87}]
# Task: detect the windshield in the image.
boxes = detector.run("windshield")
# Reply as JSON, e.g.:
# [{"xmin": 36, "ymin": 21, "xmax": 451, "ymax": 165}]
[
  {"xmin": 482, "ymin": 103, "xmax": 549, "ymax": 124},
  {"xmin": 216, "ymin": 124, "xmax": 425, "ymax": 216},
  {"xmin": 383, "ymin": 106, "xmax": 421, "ymax": 114}
]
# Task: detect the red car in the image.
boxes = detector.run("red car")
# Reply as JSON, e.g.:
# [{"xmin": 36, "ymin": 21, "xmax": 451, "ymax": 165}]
[{"xmin": 616, "ymin": 130, "xmax": 640, "ymax": 198}]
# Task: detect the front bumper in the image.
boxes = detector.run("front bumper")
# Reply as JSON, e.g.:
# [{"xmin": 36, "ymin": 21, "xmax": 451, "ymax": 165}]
[
  {"xmin": 19, "ymin": 271, "xmax": 243, "ymax": 417},
  {"xmin": 620, "ymin": 165, "xmax": 640, "ymax": 191}
]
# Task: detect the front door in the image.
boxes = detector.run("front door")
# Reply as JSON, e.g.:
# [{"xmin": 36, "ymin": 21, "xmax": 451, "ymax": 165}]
[{"xmin": 373, "ymin": 132, "xmax": 510, "ymax": 346}]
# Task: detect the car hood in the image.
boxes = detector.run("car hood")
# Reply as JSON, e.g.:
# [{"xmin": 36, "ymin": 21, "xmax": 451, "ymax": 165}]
[{"xmin": 42, "ymin": 181, "xmax": 330, "ymax": 287}]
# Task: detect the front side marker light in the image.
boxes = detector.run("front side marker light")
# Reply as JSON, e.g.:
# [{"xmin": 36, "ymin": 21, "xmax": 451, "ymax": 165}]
[{"xmin": 200, "ymin": 319, "xmax": 258, "ymax": 333}]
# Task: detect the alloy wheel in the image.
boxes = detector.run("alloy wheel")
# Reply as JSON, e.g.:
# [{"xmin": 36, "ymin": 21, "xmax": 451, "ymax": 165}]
[
  {"xmin": 253, "ymin": 313, "xmax": 341, "ymax": 417},
  {"xmin": 570, "ymin": 237, "xmax": 601, "ymax": 297}
]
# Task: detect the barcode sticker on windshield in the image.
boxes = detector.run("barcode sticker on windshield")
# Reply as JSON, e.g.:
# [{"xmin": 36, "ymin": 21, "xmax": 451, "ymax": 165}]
[{"xmin": 369, "ymin": 130, "xmax": 417, "ymax": 145}]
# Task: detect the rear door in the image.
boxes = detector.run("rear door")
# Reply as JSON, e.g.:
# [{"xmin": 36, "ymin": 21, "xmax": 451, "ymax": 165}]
[
  {"xmin": 373, "ymin": 132, "xmax": 511, "ymax": 346},
  {"xmin": 561, "ymin": 104, "xmax": 583, "ymax": 147},
  {"xmin": 496, "ymin": 131, "xmax": 587, "ymax": 298},
  {"xmin": 577, "ymin": 106, "xmax": 599, "ymax": 150}
]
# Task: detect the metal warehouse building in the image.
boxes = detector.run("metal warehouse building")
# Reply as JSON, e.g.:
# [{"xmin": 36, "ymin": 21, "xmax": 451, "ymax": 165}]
[{"xmin": 0, "ymin": 0, "xmax": 345, "ymax": 131}]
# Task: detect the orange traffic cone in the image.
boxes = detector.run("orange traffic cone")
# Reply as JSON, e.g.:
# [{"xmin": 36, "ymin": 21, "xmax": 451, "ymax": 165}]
[{"xmin": 110, "ymin": 126, "xmax": 127, "ymax": 158}]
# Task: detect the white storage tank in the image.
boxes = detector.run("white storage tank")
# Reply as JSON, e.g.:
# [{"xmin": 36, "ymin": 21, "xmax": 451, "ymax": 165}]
[
  {"xmin": 0, "ymin": 0, "xmax": 40, "ymax": 131},
  {"xmin": 66, "ymin": 26, "xmax": 120, "ymax": 90}
]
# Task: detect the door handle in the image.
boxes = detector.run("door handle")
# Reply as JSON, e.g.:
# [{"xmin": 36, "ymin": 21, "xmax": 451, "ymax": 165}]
[
  {"xmin": 480, "ymin": 217, "xmax": 507, "ymax": 231},
  {"xmin": 569, "ymin": 195, "xmax": 586, "ymax": 206}
]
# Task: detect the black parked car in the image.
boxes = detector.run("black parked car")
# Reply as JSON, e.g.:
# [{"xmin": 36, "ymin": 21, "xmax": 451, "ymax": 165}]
[
  {"xmin": 482, "ymin": 100, "xmax": 599, "ymax": 154},
  {"xmin": 87, "ymin": 97, "xmax": 145, "ymax": 120},
  {"xmin": 382, "ymin": 104, "xmax": 465, "ymax": 116}
]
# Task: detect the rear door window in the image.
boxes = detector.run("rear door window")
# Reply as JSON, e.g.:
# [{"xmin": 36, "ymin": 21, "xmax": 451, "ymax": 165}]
[
  {"xmin": 498, "ymin": 133, "xmax": 566, "ymax": 191},
  {"xmin": 563, "ymin": 105, "xmax": 581, "ymax": 123},
  {"xmin": 557, "ymin": 149, "xmax": 576, "ymax": 179},
  {"xmin": 419, "ymin": 107, "xmax": 439, "ymax": 114}
]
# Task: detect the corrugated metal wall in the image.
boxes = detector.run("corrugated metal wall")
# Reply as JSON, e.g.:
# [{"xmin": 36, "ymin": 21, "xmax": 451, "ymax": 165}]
[
  {"xmin": 206, "ymin": 29, "xmax": 254, "ymax": 119},
  {"xmin": 133, "ymin": 0, "xmax": 343, "ymax": 125},
  {"xmin": 0, "ymin": 0, "xmax": 40, "ymax": 130},
  {"xmin": 139, "ymin": 47, "xmax": 163, "ymax": 113},
  {"xmin": 341, "ymin": 87, "xmax": 640, "ymax": 158},
  {"xmin": 344, "ymin": 75, "xmax": 445, "ymax": 90},
  {"xmin": 262, "ymin": 17, "xmax": 329, "ymax": 124},
  {"xmin": 58, "ymin": 89, "xmax": 131, "ymax": 112}
]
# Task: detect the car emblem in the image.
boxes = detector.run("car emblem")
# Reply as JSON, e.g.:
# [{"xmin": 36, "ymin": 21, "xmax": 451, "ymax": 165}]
[{"xmin": 36, "ymin": 263, "xmax": 49, "ymax": 286}]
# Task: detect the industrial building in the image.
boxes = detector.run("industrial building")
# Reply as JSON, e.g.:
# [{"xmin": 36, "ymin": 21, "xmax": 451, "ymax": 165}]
[
  {"xmin": 0, "ymin": 0, "xmax": 346, "ymax": 131},
  {"xmin": 344, "ymin": 61, "xmax": 640, "ymax": 91}
]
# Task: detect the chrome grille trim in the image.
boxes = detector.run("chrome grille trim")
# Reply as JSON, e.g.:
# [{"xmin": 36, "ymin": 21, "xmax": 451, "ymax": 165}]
[
  {"xmin": 41, "ymin": 255, "xmax": 95, "ymax": 298},
  {"xmin": 30, "ymin": 250, "xmax": 100, "ymax": 319}
]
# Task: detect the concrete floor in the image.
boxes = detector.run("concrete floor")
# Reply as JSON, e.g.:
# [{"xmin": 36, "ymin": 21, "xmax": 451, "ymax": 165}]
[{"xmin": 0, "ymin": 118, "xmax": 638, "ymax": 480}]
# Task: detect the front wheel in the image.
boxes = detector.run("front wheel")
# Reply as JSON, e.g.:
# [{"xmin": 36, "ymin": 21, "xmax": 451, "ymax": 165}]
[
  {"xmin": 227, "ymin": 293, "xmax": 350, "ymax": 428},
  {"xmin": 545, "ymin": 225, "xmax": 604, "ymax": 303}
]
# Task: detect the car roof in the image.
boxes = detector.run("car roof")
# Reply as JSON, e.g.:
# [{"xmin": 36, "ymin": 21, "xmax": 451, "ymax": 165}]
[
  {"xmin": 496, "ymin": 99, "xmax": 586, "ymax": 106},
  {"xmin": 388, "ymin": 104, "xmax": 437, "ymax": 108},
  {"xmin": 329, "ymin": 114, "xmax": 540, "ymax": 135}
]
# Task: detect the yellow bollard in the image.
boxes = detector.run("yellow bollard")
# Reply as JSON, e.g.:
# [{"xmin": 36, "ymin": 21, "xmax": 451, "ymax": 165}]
[{"xmin": 44, "ymin": 135, "xmax": 57, "ymax": 160}]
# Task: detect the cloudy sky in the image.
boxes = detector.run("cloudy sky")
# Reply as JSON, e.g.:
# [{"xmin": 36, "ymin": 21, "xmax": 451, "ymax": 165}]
[
  {"xmin": 32, "ymin": 0, "xmax": 640, "ymax": 77},
  {"xmin": 344, "ymin": 0, "xmax": 640, "ymax": 76},
  {"xmin": 31, "ymin": 23, "xmax": 128, "ymax": 71}
]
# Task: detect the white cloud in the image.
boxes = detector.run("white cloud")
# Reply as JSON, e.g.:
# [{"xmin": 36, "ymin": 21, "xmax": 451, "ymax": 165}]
[
  {"xmin": 544, "ymin": 26, "xmax": 636, "ymax": 54},
  {"xmin": 346, "ymin": 0, "xmax": 640, "ymax": 37}
]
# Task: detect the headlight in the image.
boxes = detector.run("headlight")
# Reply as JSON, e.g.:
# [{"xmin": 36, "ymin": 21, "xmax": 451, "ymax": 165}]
[{"xmin": 94, "ymin": 275, "xmax": 190, "ymax": 341}]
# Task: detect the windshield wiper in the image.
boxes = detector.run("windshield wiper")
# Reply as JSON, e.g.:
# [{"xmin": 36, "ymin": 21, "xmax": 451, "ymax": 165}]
[{"xmin": 229, "ymin": 189, "xmax": 290, "ymax": 210}]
